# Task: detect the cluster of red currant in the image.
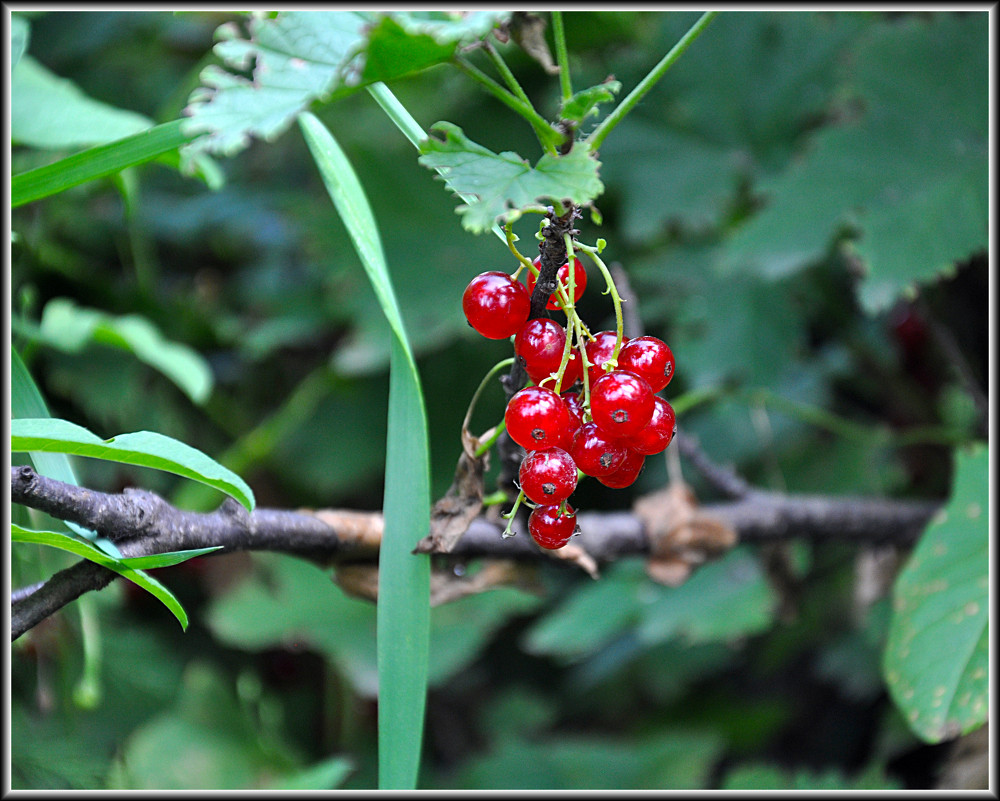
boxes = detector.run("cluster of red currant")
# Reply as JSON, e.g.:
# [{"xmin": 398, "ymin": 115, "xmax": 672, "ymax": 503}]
[{"xmin": 462, "ymin": 252, "xmax": 676, "ymax": 551}]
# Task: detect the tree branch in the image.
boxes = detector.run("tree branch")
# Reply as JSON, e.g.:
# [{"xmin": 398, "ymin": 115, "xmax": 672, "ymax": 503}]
[{"xmin": 11, "ymin": 465, "xmax": 940, "ymax": 641}]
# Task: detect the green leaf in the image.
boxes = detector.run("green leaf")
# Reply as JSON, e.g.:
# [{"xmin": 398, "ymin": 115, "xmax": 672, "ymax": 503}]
[
  {"xmin": 559, "ymin": 80, "xmax": 622, "ymax": 125},
  {"xmin": 11, "ymin": 119, "xmax": 193, "ymax": 208},
  {"xmin": 725, "ymin": 14, "xmax": 987, "ymax": 312},
  {"xmin": 117, "ymin": 547, "xmax": 223, "ymax": 570},
  {"xmin": 10, "ymin": 418, "xmax": 255, "ymax": 512},
  {"xmin": 417, "ymin": 121, "xmax": 604, "ymax": 233},
  {"xmin": 21, "ymin": 298, "xmax": 214, "ymax": 405},
  {"xmin": 883, "ymin": 443, "xmax": 988, "ymax": 743},
  {"xmin": 298, "ymin": 111, "xmax": 430, "ymax": 790},
  {"xmin": 11, "ymin": 54, "xmax": 152, "ymax": 149},
  {"xmin": 722, "ymin": 762, "xmax": 902, "ymax": 790},
  {"xmin": 11, "ymin": 524, "xmax": 193, "ymax": 630},
  {"xmin": 11, "ymin": 14, "xmax": 29, "ymax": 70}
]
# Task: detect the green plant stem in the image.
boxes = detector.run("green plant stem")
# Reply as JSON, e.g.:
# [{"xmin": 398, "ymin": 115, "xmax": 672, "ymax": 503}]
[
  {"xmin": 586, "ymin": 10, "xmax": 719, "ymax": 151},
  {"xmin": 551, "ymin": 11, "xmax": 573, "ymax": 102},
  {"xmin": 576, "ymin": 242, "xmax": 625, "ymax": 364},
  {"xmin": 485, "ymin": 42, "xmax": 534, "ymax": 109},
  {"xmin": 474, "ymin": 420, "xmax": 507, "ymax": 459},
  {"xmin": 453, "ymin": 57, "xmax": 561, "ymax": 154},
  {"xmin": 464, "ymin": 358, "xmax": 515, "ymax": 443}
]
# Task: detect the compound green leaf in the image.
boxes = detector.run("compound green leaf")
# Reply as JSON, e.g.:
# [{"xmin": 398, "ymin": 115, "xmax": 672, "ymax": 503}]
[
  {"xmin": 418, "ymin": 121, "xmax": 604, "ymax": 233},
  {"xmin": 883, "ymin": 443, "xmax": 988, "ymax": 743},
  {"xmin": 21, "ymin": 298, "xmax": 214, "ymax": 405},
  {"xmin": 11, "ymin": 54, "xmax": 152, "ymax": 149},
  {"xmin": 11, "ymin": 418, "xmax": 255, "ymax": 512},
  {"xmin": 11, "ymin": 524, "xmax": 195, "ymax": 631}
]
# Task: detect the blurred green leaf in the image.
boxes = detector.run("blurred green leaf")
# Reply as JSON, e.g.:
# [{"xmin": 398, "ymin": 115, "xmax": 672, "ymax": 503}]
[
  {"xmin": 725, "ymin": 14, "xmax": 987, "ymax": 312},
  {"xmin": 11, "ymin": 54, "xmax": 152, "ymax": 148},
  {"xmin": 11, "ymin": 119, "xmax": 193, "ymax": 207},
  {"xmin": 559, "ymin": 80, "xmax": 621, "ymax": 125},
  {"xmin": 12, "ymin": 523, "xmax": 194, "ymax": 631},
  {"xmin": 18, "ymin": 297, "xmax": 214, "ymax": 404},
  {"xmin": 11, "ymin": 418, "xmax": 255, "ymax": 511},
  {"xmin": 11, "ymin": 14, "xmax": 29, "ymax": 70},
  {"xmin": 417, "ymin": 121, "xmax": 604, "ymax": 233},
  {"xmin": 265, "ymin": 757, "xmax": 354, "ymax": 790},
  {"xmin": 883, "ymin": 443, "xmax": 988, "ymax": 743},
  {"xmin": 722, "ymin": 762, "xmax": 902, "ymax": 790}
]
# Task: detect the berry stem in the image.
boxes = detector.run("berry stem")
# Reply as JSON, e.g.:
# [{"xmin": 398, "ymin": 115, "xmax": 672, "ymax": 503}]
[
  {"xmin": 576, "ymin": 242, "xmax": 626, "ymax": 367},
  {"xmin": 500, "ymin": 488, "xmax": 527, "ymax": 538},
  {"xmin": 463, "ymin": 357, "xmax": 516, "ymax": 448}
]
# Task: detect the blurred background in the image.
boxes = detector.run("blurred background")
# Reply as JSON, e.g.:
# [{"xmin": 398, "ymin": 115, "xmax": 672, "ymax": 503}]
[{"xmin": 10, "ymin": 10, "xmax": 988, "ymax": 790}]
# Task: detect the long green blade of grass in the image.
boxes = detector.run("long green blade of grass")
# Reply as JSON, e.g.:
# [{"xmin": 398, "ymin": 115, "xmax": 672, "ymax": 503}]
[
  {"xmin": 11, "ymin": 118, "xmax": 192, "ymax": 207},
  {"xmin": 298, "ymin": 111, "xmax": 431, "ymax": 790}
]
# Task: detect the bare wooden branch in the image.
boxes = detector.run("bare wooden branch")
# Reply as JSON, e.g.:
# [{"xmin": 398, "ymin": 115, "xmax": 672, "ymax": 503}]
[{"xmin": 10, "ymin": 464, "xmax": 940, "ymax": 641}]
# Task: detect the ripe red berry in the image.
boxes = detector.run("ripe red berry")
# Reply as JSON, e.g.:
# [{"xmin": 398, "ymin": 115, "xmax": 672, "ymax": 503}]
[
  {"xmin": 505, "ymin": 386, "xmax": 573, "ymax": 451},
  {"xmin": 528, "ymin": 503, "xmax": 577, "ymax": 550},
  {"xmin": 590, "ymin": 370, "xmax": 655, "ymax": 438},
  {"xmin": 597, "ymin": 448, "xmax": 645, "ymax": 489},
  {"xmin": 569, "ymin": 421, "xmax": 626, "ymax": 477},
  {"xmin": 462, "ymin": 271, "xmax": 530, "ymax": 340},
  {"xmin": 626, "ymin": 397, "xmax": 676, "ymax": 456},
  {"xmin": 561, "ymin": 390, "xmax": 586, "ymax": 430},
  {"xmin": 514, "ymin": 318, "xmax": 581, "ymax": 391},
  {"xmin": 617, "ymin": 336, "xmax": 675, "ymax": 393},
  {"xmin": 518, "ymin": 448, "xmax": 578, "ymax": 505},
  {"xmin": 584, "ymin": 330, "xmax": 628, "ymax": 386},
  {"xmin": 526, "ymin": 257, "xmax": 588, "ymax": 311}
]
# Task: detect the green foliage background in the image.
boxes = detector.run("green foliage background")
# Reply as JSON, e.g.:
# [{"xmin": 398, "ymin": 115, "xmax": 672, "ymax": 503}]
[{"xmin": 10, "ymin": 10, "xmax": 988, "ymax": 790}]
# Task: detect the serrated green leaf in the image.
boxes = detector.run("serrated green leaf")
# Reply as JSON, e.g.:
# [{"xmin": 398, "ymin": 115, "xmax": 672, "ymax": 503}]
[
  {"xmin": 418, "ymin": 121, "xmax": 604, "ymax": 232},
  {"xmin": 11, "ymin": 524, "xmax": 192, "ymax": 630},
  {"xmin": 560, "ymin": 80, "xmax": 621, "ymax": 125},
  {"xmin": 725, "ymin": 14, "xmax": 987, "ymax": 312},
  {"xmin": 11, "ymin": 119, "xmax": 194, "ymax": 208},
  {"xmin": 11, "ymin": 55, "xmax": 152, "ymax": 149},
  {"xmin": 883, "ymin": 443, "xmax": 988, "ymax": 743},
  {"xmin": 11, "ymin": 418, "xmax": 255, "ymax": 512},
  {"xmin": 22, "ymin": 298, "xmax": 214, "ymax": 405}
]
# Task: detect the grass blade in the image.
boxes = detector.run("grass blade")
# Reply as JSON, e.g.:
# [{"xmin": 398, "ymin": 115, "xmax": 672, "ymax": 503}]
[
  {"xmin": 298, "ymin": 110, "xmax": 431, "ymax": 790},
  {"xmin": 11, "ymin": 417, "xmax": 255, "ymax": 512},
  {"xmin": 11, "ymin": 118, "xmax": 192, "ymax": 208}
]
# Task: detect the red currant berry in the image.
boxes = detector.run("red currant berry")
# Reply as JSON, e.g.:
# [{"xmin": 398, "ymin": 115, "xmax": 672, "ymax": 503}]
[
  {"xmin": 584, "ymin": 330, "xmax": 629, "ymax": 385},
  {"xmin": 462, "ymin": 271, "xmax": 530, "ymax": 340},
  {"xmin": 526, "ymin": 257, "xmax": 588, "ymax": 311},
  {"xmin": 514, "ymin": 319, "xmax": 581, "ymax": 391},
  {"xmin": 569, "ymin": 421, "xmax": 626, "ymax": 477},
  {"xmin": 561, "ymin": 390, "xmax": 587, "ymax": 430},
  {"xmin": 617, "ymin": 336, "xmax": 675, "ymax": 393},
  {"xmin": 590, "ymin": 370, "xmax": 655, "ymax": 438},
  {"xmin": 518, "ymin": 448, "xmax": 578, "ymax": 505},
  {"xmin": 597, "ymin": 448, "xmax": 645, "ymax": 489},
  {"xmin": 625, "ymin": 397, "xmax": 676, "ymax": 456},
  {"xmin": 528, "ymin": 503, "xmax": 577, "ymax": 550},
  {"xmin": 505, "ymin": 386, "xmax": 572, "ymax": 451}
]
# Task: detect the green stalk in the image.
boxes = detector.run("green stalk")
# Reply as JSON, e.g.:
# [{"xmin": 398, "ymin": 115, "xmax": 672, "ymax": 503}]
[
  {"xmin": 453, "ymin": 58, "xmax": 561, "ymax": 154},
  {"xmin": 586, "ymin": 11, "xmax": 719, "ymax": 151},
  {"xmin": 485, "ymin": 43, "xmax": 534, "ymax": 109},
  {"xmin": 551, "ymin": 11, "xmax": 573, "ymax": 102}
]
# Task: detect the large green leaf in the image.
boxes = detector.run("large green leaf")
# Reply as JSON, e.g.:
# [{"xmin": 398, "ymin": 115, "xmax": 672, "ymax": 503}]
[
  {"xmin": 725, "ymin": 13, "xmax": 987, "ymax": 313},
  {"xmin": 417, "ymin": 121, "xmax": 604, "ymax": 233},
  {"xmin": 11, "ymin": 524, "xmax": 203, "ymax": 631},
  {"xmin": 11, "ymin": 54, "xmax": 152, "ymax": 149},
  {"xmin": 298, "ymin": 111, "xmax": 430, "ymax": 790},
  {"xmin": 10, "ymin": 13, "xmax": 29, "ymax": 70},
  {"xmin": 182, "ymin": 11, "xmax": 506, "ymax": 163},
  {"xmin": 883, "ymin": 443, "xmax": 988, "ymax": 743},
  {"xmin": 17, "ymin": 298, "xmax": 214, "ymax": 405},
  {"xmin": 10, "ymin": 418, "xmax": 255, "ymax": 512}
]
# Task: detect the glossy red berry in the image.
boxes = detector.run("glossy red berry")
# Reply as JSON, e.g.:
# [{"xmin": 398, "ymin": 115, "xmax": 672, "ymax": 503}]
[
  {"xmin": 528, "ymin": 503, "xmax": 577, "ymax": 549},
  {"xmin": 584, "ymin": 330, "xmax": 628, "ymax": 385},
  {"xmin": 462, "ymin": 271, "xmax": 530, "ymax": 340},
  {"xmin": 617, "ymin": 336, "xmax": 675, "ymax": 393},
  {"xmin": 561, "ymin": 390, "xmax": 586, "ymax": 430},
  {"xmin": 590, "ymin": 370, "xmax": 655, "ymax": 438},
  {"xmin": 597, "ymin": 448, "xmax": 645, "ymax": 489},
  {"xmin": 626, "ymin": 397, "xmax": 676, "ymax": 456},
  {"xmin": 569, "ymin": 421, "xmax": 627, "ymax": 477},
  {"xmin": 505, "ymin": 386, "xmax": 573, "ymax": 451},
  {"xmin": 514, "ymin": 318, "xmax": 581, "ymax": 391},
  {"xmin": 526, "ymin": 257, "xmax": 588, "ymax": 311},
  {"xmin": 518, "ymin": 448, "xmax": 578, "ymax": 505}
]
